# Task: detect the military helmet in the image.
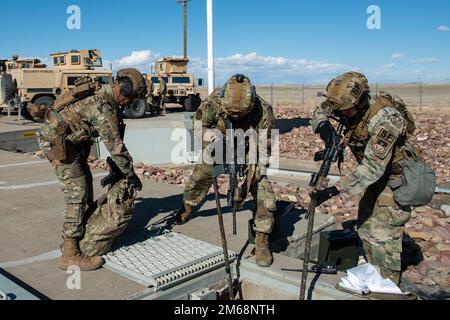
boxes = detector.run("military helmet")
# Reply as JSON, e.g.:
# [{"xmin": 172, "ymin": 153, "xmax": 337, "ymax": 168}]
[
  {"xmin": 220, "ymin": 74, "xmax": 256, "ymax": 120},
  {"xmin": 116, "ymin": 68, "xmax": 147, "ymax": 98},
  {"xmin": 325, "ymin": 71, "xmax": 370, "ymax": 111}
]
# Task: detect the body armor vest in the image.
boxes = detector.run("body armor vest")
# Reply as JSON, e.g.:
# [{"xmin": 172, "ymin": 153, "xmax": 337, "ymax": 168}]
[{"xmin": 343, "ymin": 96, "xmax": 418, "ymax": 173}]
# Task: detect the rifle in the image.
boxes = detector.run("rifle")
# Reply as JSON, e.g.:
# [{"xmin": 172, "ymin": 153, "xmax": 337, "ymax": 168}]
[
  {"xmin": 212, "ymin": 114, "xmax": 246, "ymax": 236},
  {"xmin": 212, "ymin": 176, "xmax": 235, "ymax": 300},
  {"xmin": 299, "ymin": 119, "xmax": 345, "ymax": 300}
]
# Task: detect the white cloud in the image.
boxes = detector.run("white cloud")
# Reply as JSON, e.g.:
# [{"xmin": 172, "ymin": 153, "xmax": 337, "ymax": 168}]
[
  {"xmin": 114, "ymin": 50, "xmax": 160, "ymax": 71},
  {"xmin": 410, "ymin": 58, "xmax": 439, "ymax": 64},
  {"xmin": 382, "ymin": 63, "xmax": 395, "ymax": 69},
  {"xmin": 110, "ymin": 50, "xmax": 349, "ymax": 84},
  {"xmin": 216, "ymin": 52, "xmax": 347, "ymax": 73},
  {"xmin": 185, "ymin": 52, "xmax": 350, "ymax": 84},
  {"xmin": 391, "ymin": 53, "xmax": 405, "ymax": 60},
  {"xmin": 437, "ymin": 25, "xmax": 450, "ymax": 32}
]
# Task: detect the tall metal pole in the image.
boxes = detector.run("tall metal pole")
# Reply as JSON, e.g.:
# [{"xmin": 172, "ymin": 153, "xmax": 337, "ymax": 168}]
[
  {"xmin": 207, "ymin": 0, "xmax": 215, "ymax": 95},
  {"xmin": 183, "ymin": 0, "xmax": 188, "ymax": 60},
  {"xmin": 177, "ymin": 0, "xmax": 190, "ymax": 60}
]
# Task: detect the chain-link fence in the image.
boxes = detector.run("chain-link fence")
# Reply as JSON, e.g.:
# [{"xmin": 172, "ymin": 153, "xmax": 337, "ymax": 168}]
[
  {"xmin": 254, "ymin": 83, "xmax": 450, "ymax": 112},
  {"xmin": 2, "ymin": 82, "xmax": 449, "ymax": 118}
]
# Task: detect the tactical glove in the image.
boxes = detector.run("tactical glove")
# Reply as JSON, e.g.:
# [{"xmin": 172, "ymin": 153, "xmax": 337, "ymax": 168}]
[
  {"xmin": 128, "ymin": 174, "xmax": 143, "ymax": 191},
  {"xmin": 312, "ymin": 186, "xmax": 340, "ymax": 206},
  {"xmin": 316, "ymin": 121, "xmax": 336, "ymax": 147}
]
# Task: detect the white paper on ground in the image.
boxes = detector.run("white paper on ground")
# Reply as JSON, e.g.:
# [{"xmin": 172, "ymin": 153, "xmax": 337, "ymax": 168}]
[{"xmin": 338, "ymin": 263, "xmax": 407, "ymax": 295}]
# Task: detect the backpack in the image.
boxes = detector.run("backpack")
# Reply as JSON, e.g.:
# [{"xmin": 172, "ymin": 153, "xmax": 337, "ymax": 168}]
[{"xmin": 53, "ymin": 77, "xmax": 101, "ymax": 112}]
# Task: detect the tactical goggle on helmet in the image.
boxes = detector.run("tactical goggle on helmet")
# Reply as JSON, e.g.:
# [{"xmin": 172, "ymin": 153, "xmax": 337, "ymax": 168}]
[
  {"xmin": 325, "ymin": 72, "xmax": 370, "ymax": 111},
  {"xmin": 220, "ymin": 74, "xmax": 256, "ymax": 120},
  {"xmin": 116, "ymin": 68, "xmax": 147, "ymax": 98}
]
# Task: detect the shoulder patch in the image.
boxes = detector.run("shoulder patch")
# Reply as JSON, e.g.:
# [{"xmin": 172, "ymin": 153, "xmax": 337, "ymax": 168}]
[
  {"xmin": 378, "ymin": 128, "xmax": 395, "ymax": 144},
  {"xmin": 369, "ymin": 127, "xmax": 397, "ymax": 159}
]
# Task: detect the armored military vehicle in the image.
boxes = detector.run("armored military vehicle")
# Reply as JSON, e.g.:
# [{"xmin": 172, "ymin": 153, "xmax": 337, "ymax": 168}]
[
  {"xmin": 147, "ymin": 57, "xmax": 203, "ymax": 112},
  {"xmin": 0, "ymin": 49, "xmax": 112, "ymax": 122}
]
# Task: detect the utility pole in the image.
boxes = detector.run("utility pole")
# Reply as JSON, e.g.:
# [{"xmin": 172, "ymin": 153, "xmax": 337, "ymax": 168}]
[
  {"xmin": 207, "ymin": 0, "xmax": 214, "ymax": 95},
  {"xmin": 270, "ymin": 83, "xmax": 274, "ymax": 106},
  {"xmin": 302, "ymin": 83, "xmax": 305, "ymax": 108},
  {"xmin": 177, "ymin": 0, "xmax": 191, "ymax": 60},
  {"xmin": 417, "ymin": 77, "xmax": 423, "ymax": 111}
]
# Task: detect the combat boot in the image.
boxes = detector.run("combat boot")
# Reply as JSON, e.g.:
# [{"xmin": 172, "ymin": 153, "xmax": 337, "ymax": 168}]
[
  {"xmin": 175, "ymin": 203, "xmax": 194, "ymax": 225},
  {"xmin": 255, "ymin": 232, "xmax": 273, "ymax": 267},
  {"xmin": 59, "ymin": 238, "xmax": 105, "ymax": 271}
]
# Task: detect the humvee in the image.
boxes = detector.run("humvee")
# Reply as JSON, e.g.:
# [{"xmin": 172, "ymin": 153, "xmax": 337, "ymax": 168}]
[
  {"xmin": 135, "ymin": 57, "xmax": 202, "ymax": 118},
  {"xmin": 0, "ymin": 49, "xmax": 113, "ymax": 121}
]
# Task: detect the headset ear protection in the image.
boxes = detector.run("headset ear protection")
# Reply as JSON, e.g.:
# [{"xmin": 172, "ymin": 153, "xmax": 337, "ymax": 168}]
[
  {"xmin": 250, "ymin": 85, "xmax": 256, "ymax": 102},
  {"xmin": 118, "ymin": 78, "xmax": 134, "ymax": 98},
  {"xmin": 220, "ymin": 85, "xmax": 226, "ymax": 98}
]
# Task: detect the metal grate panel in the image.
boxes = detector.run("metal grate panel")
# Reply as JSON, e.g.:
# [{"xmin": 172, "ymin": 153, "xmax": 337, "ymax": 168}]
[{"xmin": 104, "ymin": 232, "xmax": 236, "ymax": 291}]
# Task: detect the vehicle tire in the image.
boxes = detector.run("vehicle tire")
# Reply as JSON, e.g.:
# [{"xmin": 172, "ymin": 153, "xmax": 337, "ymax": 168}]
[
  {"xmin": 0, "ymin": 73, "xmax": 15, "ymax": 105},
  {"xmin": 34, "ymin": 96, "xmax": 55, "ymax": 108},
  {"xmin": 125, "ymin": 99, "xmax": 147, "ymax": 119}
]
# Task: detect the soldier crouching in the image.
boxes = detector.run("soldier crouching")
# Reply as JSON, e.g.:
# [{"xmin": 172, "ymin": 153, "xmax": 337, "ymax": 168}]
[
  {"xmin": 37, "ymin": 69, "xmax": 146, "ymax": 271},
  {"xmin": 310, "ymin": 72, "xmax": 435, "ymax": 284},
  {"xmin": 176, "ymin": 74, "xmax": 277, "ymax": 267}
]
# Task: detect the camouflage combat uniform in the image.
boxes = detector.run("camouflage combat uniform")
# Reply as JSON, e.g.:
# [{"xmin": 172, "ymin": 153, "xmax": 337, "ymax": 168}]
[
  {"xmin": 312, "ymin": 93, "xmax": 415, "ymax": 282},
  {"xmin": 184, "ymin": 89, "xmax": 277, "ymax": 235},
  {"xmin": 37, "ymin": 84, "xmax": 135, "ymax": 253},
  {"xmin": 145, "ymin": 78, "xmax": 154, "ymax": 107},
  {"xmin": 158, "ymin": 78, "xmax": 168, "ymax": 112}
]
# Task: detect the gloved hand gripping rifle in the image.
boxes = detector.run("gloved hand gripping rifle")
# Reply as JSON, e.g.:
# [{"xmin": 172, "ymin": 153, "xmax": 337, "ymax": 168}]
[
  {"xmin": 212, "ymin": 114, "xmax": 246, "ymax": 236},
  {"xmin": 299, "ymin": 118, "xmax": 345, "ymax": 300}
]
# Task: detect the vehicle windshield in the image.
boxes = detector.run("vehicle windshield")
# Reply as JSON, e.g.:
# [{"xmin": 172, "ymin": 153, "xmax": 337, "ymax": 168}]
[
  {"xmin": 172, "ymin": 77, "xmax": 191, "ymax": 84},
  {"xmin": 151, "ymin": 77, "xmax": 169, "ymax": 84},
  {"xmin": 93, "ymin": 58, "xmax": 103, "ymax": 68}
]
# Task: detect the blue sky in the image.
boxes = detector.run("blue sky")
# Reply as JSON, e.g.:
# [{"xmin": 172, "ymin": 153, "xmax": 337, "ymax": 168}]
[{"xmin": 1, "ymin": 0, "xmax": 449, "ymax": 84}]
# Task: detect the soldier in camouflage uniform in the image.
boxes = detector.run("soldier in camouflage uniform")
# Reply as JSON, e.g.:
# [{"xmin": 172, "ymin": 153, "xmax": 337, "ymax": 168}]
[
  {"xmin": 176, "ymin": 74, "xmax": 277, "ymax": 267},
  {"xmin": 311, "ymin": 72, "xmax": 422, "ymax": 284},
  {"xmin": 157, "ymin": 74, "xmax": 168, "ymax": 114},
  {"xmin": 37, "ymin": 68, "xmax": 146, "ymax": 271},
  {"xmin": 145, "ymin": 77, "xmax": 155, "ymax": 113}
]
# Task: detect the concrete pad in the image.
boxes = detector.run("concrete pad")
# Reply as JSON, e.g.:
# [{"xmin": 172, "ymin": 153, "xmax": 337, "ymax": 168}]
[
  {"xmin": 4, "ymin": 260, "xmax": 145, "ymax": 301},
  {"xmin": 0, "ymin": 150, "xmax": 343, "ymax": 300},
  {"xmin": 238, "ymin": 253, "xmax": 361, "ymax": 300},
  {"xmin": 0, "ymin": 119, "xmax": 40, "ymax": 153}
]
